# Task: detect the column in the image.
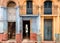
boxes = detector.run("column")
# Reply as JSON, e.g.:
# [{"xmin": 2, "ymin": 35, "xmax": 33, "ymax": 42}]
[
  {"xmin": 16, "ymin": 7, "xmax": 20, "ymax": 34},
  {"xmin": 53, "ymin": 17, "xmax": 56, "ymax": 41},
  {"xmin": 3, "ymin": 7, "xmax": 8, "ymax": 41},
  {"xmin": 16, "ymin": 7, "xmax": 22, "ymax": 43},
  {"xmin": 30, "ymin": 17, "xmax": 37, "ymax": 41},
  {"xmin": 0, "ymin": 6, "xmax": 8, "ymax": 41},
  {"xmin": 0, "ymin": 6, "xmax": 4, "ymax": 41},
  {"xmin": 37, "ymin": 15, "xmax": 41, "ymax": 43},
  {"xmin": 55, "ymin": 7, "xmax": 60, "ymax": 42},
  {"xmin": 41, "ymin": 17, "xmax": 44, "ymax": 41}
]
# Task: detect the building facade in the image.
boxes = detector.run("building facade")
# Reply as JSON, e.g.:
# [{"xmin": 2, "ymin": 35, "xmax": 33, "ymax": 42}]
[{"xmin": 0, "ymin": 0, "xmax": 60, "ymax": 43}]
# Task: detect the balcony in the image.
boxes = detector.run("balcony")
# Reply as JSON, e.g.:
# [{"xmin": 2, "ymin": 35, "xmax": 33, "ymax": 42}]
[{"xmin": 20, "ymin": 5, "xmax": 39, "ymax": 16}]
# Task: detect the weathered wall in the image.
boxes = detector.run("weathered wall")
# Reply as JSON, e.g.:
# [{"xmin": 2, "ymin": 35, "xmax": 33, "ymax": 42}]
[{"xmin": 0, "ymin": 0, "xmax": 60, "ymax": 42}]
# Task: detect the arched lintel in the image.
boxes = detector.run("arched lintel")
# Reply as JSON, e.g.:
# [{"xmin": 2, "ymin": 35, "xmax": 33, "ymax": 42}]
[
  {"xmin": 44, "ymin": 1, "xmax": 52, "ymax": 3},
  {"xmin": 6, "ymin": 0, "xmax": 19, "ymax": 7}
]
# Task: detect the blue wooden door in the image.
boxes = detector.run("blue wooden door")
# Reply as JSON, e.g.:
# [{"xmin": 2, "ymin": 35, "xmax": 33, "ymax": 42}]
[{"xmin": 44, "ymin": 19, "xmax": 52, "ymax": 41}]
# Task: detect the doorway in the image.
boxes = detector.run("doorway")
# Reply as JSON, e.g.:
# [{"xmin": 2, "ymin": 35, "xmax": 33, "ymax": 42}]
[
  {"xmin": 8, "ymin": 22, "xmax": 16, "ymax": 40},
  {"xmin": 44, "ymin": 19, "xmax": 52, "ymax": 41},
  {"xmin": 23, "ymin": 20, "xmax": 30, "ymax": 39}
]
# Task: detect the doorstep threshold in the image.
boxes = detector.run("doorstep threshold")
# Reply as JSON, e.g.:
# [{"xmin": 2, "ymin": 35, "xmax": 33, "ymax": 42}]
[{"xmin": 7, "ymin": 39, "xmax": 16, "ymax": 42}]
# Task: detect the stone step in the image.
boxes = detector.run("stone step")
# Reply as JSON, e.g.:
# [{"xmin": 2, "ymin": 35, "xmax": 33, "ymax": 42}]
[
  {"xmin": 22, "ymin": 39, "xmax": 37, "ymax": 43},
  {"xmin": 1, "ymin": 41, "xmax": 57, "ymax": 43},
  {"xmin": 2, "ymin": 41, "xmax": 16, "ymax": 43},
  {"xmin": 42, "ymin": 41, "xmax": 56, "ymax": 43},
  {"xmin": 2, "ymin": 40, "xmax": 16, "ymax": 43},
  {"xmin": 7, "ymin": 40, "xmax": 16, "ymax": 43}
]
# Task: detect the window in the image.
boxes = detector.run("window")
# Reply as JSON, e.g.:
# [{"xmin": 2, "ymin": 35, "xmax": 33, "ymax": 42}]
[
  {"xmin": 26, "ymin": 0, "xmax": 33, "ymax": 14},
  {"xmin": 44, "ymin": 1, "xmax": 52, "ymax": 14}
]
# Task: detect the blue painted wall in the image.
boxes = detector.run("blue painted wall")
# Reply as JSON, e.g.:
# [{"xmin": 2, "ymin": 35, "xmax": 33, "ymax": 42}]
[
  {"xmin": 3, "ymin": 7, "xmax": 8, "ymax": 33},
  {"xmin": 0, "ymin": 6, "xmax": 40, "ymax": 36},
  {"xmin": 21, "ymin": 16, "xmax": 39, "ymax": 34},
  {"xmin": 0, "ymin": 7, "xmax": 21, "ymax": 34},
  {"xmin": 16, "ymin": 7, "xmax": 20, "ymax": 34},
  {"xmin": 0, "ymin": 7, "xmax": 6, "ymax": 33}
]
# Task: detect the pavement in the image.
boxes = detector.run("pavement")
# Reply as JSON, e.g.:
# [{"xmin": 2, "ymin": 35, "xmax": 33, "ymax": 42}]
[{"xmin": 22, "ymin": 39, "xmax": 36, "ymax": 43}]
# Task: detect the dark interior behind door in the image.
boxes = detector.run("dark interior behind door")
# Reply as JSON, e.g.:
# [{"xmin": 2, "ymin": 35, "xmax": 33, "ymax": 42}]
[
  {"xmin": 8, "ymin": 22, "xmax": 16, "ymax": 39},
  {"xmin": 23, "ymin": 20, "xmax": 30, "ymax": 39}
]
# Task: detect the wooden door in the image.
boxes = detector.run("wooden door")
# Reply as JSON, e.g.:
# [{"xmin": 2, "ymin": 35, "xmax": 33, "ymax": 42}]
[
  {"xmin": 44, "ymin": 19, "xmax": 52, "ymax": 41},
  {"xmin": 8, "ymin": 22, "xmax": 16, "ymax": 39}
]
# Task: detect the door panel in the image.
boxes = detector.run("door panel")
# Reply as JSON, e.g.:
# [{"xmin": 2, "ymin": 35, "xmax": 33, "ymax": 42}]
[
  {"xmin": 44, "ymin": 19, "xmax": 52, "ymax": 41},
  {"xmin": 8, "ymin": 22, "xmax": 16, "ymax": 39}
]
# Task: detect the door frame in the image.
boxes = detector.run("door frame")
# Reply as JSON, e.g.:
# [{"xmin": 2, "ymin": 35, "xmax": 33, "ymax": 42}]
[
  {"xmin": 44, "ymin": 19, "xmax": 53, "ymax": 41},
  {"xmin": 8, "ymin": 22, "xmax": 16, "ymax": 40},
  {"xmin": 22, "ymin": 20, "xmax": 30, "ymax": 39}
]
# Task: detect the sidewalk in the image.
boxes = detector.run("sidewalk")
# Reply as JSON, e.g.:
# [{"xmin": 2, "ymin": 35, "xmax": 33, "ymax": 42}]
[{"xmin": 22, "ymin": 39, "xmax": 37, "ymax": 43}]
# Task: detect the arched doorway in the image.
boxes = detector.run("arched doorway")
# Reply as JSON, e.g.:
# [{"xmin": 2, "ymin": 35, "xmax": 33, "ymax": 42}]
[{"xmin": 7, "ymin": 1, "xmax": 16, "ymax": 40}]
